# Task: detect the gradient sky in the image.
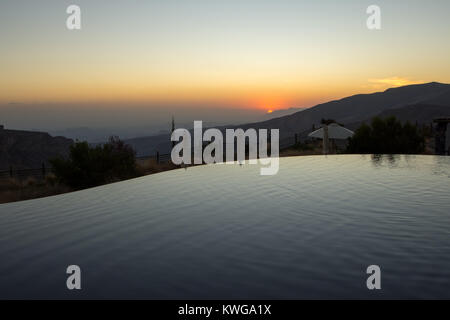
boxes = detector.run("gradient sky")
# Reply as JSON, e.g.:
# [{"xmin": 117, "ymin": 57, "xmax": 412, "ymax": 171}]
[{"xmin": 1, "ymin": 0, "xmax": 450, "ymax": 130}]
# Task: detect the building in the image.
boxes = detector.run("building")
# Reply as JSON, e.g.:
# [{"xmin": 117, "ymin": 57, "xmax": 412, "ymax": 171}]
[{"xmin": 308, "ymin": 123, "xmax": 354, "ymax": 154}]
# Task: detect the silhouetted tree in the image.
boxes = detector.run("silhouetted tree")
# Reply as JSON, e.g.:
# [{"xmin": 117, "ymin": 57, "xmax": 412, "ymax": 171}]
[
  {"xmin": 347, "ymin": 116, "xmax": 425, "ymax": 154},
  {"xmin": 50, "ymin": 136, "xmax": 137, "ymax": 189}
]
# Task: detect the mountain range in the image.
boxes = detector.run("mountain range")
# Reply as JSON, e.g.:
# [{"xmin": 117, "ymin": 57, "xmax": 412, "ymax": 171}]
[
  {"xmin": 0, "ymin": 129, "xmax": 73, "ymax": 170},
  {"xmin": 124, "ymin": 82, "xmax": 450, "ymax": 156},
  {"xmin": 1, "ymin": 82, "xmax": 449, "ymax": 167}
]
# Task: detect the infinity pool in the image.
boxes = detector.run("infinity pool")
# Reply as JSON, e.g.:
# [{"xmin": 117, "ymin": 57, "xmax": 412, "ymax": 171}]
[{"xmin": 0, "ymin": 155, "xmax": 449, "ymax": 299}]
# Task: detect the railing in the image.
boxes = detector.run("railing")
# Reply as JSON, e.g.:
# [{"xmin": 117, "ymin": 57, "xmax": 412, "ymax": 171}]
[
  {"xmin": 1, "ymin": 154, "xmax": 171, "ymax": 181},
  {"xmin": 0, "ymin": 165, "xmax": 50, "ymax": 181},
  {"xmin": 1, "ymin": 133, "xmax": 304, "ymax": 180},
  {"xmin": 136, "ymin": 152, "xmax": 171, "ymax": 164}
]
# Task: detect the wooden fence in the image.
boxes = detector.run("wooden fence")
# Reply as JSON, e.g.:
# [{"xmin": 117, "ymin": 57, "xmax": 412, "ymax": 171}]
[
  {"xmin": 1, "ymin": 134, "xmax": 302, "ymax": 180},
  {"xmin": 0, "ymin": 153, "xmax": 169, "ymax": 181},
  {"xmin": 0, "ymin": 164, "xmax": 49, "ymax": 181}
]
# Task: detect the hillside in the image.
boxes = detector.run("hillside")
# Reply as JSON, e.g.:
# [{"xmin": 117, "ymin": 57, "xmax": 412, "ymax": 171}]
[
  {"xmin": 123, "ymin": 82, "xmax": 450, "ymax": 156},
  {"xmin": 232, "ymin": 82, "xmax": 450, "ymax": 136},
  {"xmin": 0, "ymin": 128, "xmax": 73, "ymax": 170},
  {"xmin": 374, "ymin": 103, "xmax": 450, "ymax": 125}
]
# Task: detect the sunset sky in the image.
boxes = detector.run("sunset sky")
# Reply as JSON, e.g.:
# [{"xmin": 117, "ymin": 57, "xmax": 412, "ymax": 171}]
[{"xmin": 1, "ymin": 0, "xmax": 449, "ymax": 130}]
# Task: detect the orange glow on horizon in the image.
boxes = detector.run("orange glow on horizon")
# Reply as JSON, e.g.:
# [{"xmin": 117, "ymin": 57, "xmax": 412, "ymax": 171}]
[{"xmin": 1, "ymin": 2, "xmax": 450, "ymax": 113}]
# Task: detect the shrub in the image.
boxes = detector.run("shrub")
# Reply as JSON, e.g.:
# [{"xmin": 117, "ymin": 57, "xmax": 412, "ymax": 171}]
[
  {"xmin": 347, "ymin": 116, "xmax": 425, "ymax": 154},
  {"xmin": 50, "ymin": 136, "xmax": 138, "ymax": 189}
]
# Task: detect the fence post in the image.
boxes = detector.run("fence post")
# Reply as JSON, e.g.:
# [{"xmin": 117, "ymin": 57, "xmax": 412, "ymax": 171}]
[
  {"xmin": 156, "ymin": 151, "xmax": 160, "ymax": 164},
  {"xmin": 42, "ymin": 162, "xmax": 46, "ymax": 178},
  {"xmin": 9, "ymin": 166, "xmax": 13, "ymax": 178}
]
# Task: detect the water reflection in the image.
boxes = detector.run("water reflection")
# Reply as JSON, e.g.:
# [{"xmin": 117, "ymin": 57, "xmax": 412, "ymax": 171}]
[
  {"xmin": 0, "ymin": 155, "xmax": 449, "ymax": 299},
  {"xmin": 431, "ymin": 155, "xmax": 450, "ymax": 177},
  {"xmin": 371, "ymin": 154, "xmax": 401, "ymax": 168}
]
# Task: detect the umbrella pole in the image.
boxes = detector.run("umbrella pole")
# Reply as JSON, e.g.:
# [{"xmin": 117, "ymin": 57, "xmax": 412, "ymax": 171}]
[{"xmin": 323, "ymin": 125, "xmax": 329, "ymax": 155}]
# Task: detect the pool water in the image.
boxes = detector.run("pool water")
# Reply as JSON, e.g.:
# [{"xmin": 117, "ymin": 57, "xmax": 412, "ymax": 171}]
[{"xmin": 0, "ymin": 155, "xmax": 449, "ymax": 299}]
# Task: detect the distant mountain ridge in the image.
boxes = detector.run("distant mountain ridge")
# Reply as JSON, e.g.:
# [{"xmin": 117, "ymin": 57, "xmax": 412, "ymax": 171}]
[
  {"xmin": 263, "ymin": 107, "xmax": 304, "ymax": 119},
  {"xmin": 124, "ymin": 82, "xmax": 450, "ymax": 156},
  {"xmin": 3, "ymin": 83, "xmax": 448, "ymax": 166},
  {"xmin": 0, "ymin": 128, "xmax": 73, "ymax": 170},
  {"xmin": 344, "ymin": 103, "xmax": 450, "ymax": 132},
  {"xmin": 231, "ymin": 82, "xmax": 450, "ymax": 136},
  {"xmin": 374, "ymin": 103, "xmax": 450, "ymax": 125}
]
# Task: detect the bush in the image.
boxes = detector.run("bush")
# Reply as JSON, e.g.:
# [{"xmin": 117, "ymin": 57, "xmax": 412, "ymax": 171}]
[
  {"xmin": 50, "ymin": 136, "xmax": 138, "ymax": 189},
  {"xmin": 347, "ymin": 116, "xmax": 425, "ymax": 154}
]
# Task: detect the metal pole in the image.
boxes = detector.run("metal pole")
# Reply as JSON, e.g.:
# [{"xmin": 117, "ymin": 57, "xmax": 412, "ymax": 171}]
[{"xmin": 323, "ymin": 125, "xmax": 329, "ymax": 155}]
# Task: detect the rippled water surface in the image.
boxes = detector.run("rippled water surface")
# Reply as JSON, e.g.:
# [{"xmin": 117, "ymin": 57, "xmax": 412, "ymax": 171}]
[{"xmin": 0, "ymin": 155, "xmax": 449, "ymax": 299}]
